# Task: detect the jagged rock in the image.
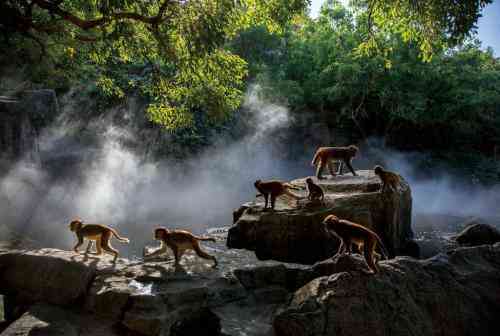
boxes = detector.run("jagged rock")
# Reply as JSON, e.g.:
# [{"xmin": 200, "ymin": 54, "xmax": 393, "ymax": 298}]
[
  {"xmin": 228, "ymin": 170, "xmax": 414, "ymax": 264},
  {"xmin": 273, "ymin": 243, "xmax": 500, "ymax": 336},
  {"xmin": 455, "ymin": 223, "xmax": 500, "ymax": 246},
  {"xmin": 0, "ymin": 303, "xmax": 119, "ymax": 336},
  {"xmin": 0, "ymin": 249, "xmax": 96, "ymax": 306},
  {"xmin": 170, "ymin": 308, "xmax": 221, "ymax": 336},
  {"xmin": 0, "ymin": 89, "xmax": 58, "ymax": 163}
]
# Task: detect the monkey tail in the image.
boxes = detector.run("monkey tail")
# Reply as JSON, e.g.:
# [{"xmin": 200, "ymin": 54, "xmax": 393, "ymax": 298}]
[
  {"xmin": 376, "ymin": 236, "xmax": 389, "ymax": 260},
  {"xmin": 283, "ymin": 183, "xmax": 300, "ymax": 191},
  {"xmin": 194, "ymin": 236, "xmax": 216, "ymax": 243},
  {"xmin": 311, "ymin": 150, "xmax": 320, "ymax": 167},
  {"xmin": 110, "ymin": 229, "xmax": 130, "ymax": 243}
]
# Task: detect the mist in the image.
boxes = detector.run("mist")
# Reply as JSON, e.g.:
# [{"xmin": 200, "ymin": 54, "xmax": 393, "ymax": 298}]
[
  {"xmin": 0, "ymin": 85, "xmax": 310, "ymax": 256},
  {"xmin": 1, "ymin": 86, "xmax": 499, "ymax": 257}
]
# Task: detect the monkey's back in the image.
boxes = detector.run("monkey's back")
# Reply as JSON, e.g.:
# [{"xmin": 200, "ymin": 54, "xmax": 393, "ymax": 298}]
[
  {"xmin": 257, "ymin": 181, "xmax": 287, "ymax": 193},
  {"xmin": 333, "ymin": 220, "xmax": 380, "ymax": 241}
]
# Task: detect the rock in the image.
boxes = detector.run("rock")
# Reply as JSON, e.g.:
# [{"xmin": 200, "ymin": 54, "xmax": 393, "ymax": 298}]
[
  {"xmin": 228, "ymin": 170, "xmax": 414, "ymax": 264},
  {"xmin": 0, "ymin": 89, "xmax": 58, "ymax": 163},
  {"xmin": 0, "ymin": 249, "xmax": 96, "ymax": 306},
  {"xmin": 274, "ymin": 243, "xmax": 500, "ymax": 336},
  {"xmin": 170, "ymin": 308, "xmax": 221, "ymax": 336},
  {"xmin": 0, "ymin": 303, "xmax": 118, "ymax": 336},
  {"xmin": 455, "ymin": 223, "xmax": 500, "ymax": 246}
]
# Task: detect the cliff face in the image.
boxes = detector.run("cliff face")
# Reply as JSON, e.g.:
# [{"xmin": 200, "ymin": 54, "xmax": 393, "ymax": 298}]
[
  {"xmin": 227, "ymin": 170, "xmax": 415, "ymax": 264},
  {"xmin": 0, "ymin": 90, "xmax": 58, "ymax": 166}
]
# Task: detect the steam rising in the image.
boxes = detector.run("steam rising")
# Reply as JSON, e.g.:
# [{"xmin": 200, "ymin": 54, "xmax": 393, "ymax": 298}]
[
  {"xmin": 1, "ymin": 86, "xmax": 499, "ymax": 256},
  {"xmin": 0, "ymin": 85, "xmax": 305, "ymax": 255}
]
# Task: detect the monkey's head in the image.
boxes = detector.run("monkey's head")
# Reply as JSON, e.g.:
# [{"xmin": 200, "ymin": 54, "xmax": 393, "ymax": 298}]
[
  {"xmin": 254, "ymin": 179, "xmax": 261, "ymax": 188},
  {"xmin": 373, "ymin": 165, "xmax": 384, "ymax": 176},
  {"xmin": 305, "ymin": 177, "xmax": 313, "ymax": 185},
  {"xmin": 69, "ymin": 219, "xmax": 83, "ymax": 232},
  {"xmin": 323, "ymin": 214, "xmax": 340, "ymax": 231},
  {"xmin": 348, "ymin": 145, "xmax": 359, "ymax": 157},
  {"xmin": 154, "ymin": 227, "xmax": 170, "ymax": 241}
]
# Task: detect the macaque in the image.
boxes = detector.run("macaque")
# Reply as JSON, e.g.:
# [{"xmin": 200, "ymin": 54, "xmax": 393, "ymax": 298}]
[
  {"xmin": 374, "ymin": 165, "xmax": 401, "ymax": 193},
  {"xmin": 145, "ymin": 227, "xmax": 217, "ymax": 268},
  {"xmin": 311, "ymin": 145, "xmax": 358, "ymax": 179},
  {"xmin": 322, "ymin": 214, "xmax": 388, "ymax": 274},
  {"xmin": 305, "ymin": 178, "xmax": 324, "ymax": 203},
  {"xmin": 254, "ymin": 179, "xmax": 302, "ymax": 210},
  {"xmin": 69, "ymin": 219, "xmax": 129, "ymax": 263}
]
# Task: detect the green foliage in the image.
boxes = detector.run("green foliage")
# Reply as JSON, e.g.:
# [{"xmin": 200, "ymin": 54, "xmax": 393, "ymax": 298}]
[
  {"xmin": 359, "ymin": 0, "xmax": 493, "ymax": 61},
  {"xmin": 1, "ymin": 0, "xmax": 309, "ymax": 129},
  {"xmin": 243, "ymin": 0, "xmax": 500, "ymax": 153}
]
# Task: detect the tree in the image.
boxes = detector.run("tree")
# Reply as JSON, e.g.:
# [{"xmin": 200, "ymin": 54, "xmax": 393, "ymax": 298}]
[
  {"xmin": 0, "ymin": 0, "xmax": 309, "ymax": 129},
  {"xmin": 361, "ymin": 0, "xmax": 493, "ymax": 60}
]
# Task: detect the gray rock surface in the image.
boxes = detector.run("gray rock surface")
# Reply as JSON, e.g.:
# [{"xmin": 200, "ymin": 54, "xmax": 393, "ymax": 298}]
[
  {"xmin": 228, "ymin": 170, "xmax": 414, "ymax": 264},
  {"xmin": 0, "ymin": 304, "xmax": 117, "ymax": 336},
  {"xmin": 274, "ymin": 243, "xmax": 500, "ymax": 336},
  {"xmin": 455, "ymin": 222, "xmax": 500, "ymax": 246}
]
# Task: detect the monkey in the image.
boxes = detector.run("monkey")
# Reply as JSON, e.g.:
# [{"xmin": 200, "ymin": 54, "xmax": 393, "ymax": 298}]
[
  {"xmin": 374, "ymin": 165, "xmax": 401, "ymax": 193},
  {"xmin": 305, "ymin": 177, "xmax": 324, "ymax": 203},
  {"xmin": 144, "ymin": 227, "xmax": 217, "ymax": 268},
  {"xmin": 69, "ymin": 219, "xmax": 129, "ymax": 263},
  {"xmin": 322, "ymin": 214, "xmax": 388, "ymax": 274},
  {"xmin": 254, "ymin": 179, "xmax": 302, "ymax": 210},
  {"xmin": 311, "ymin": 145, "xmax": 358, "ymax": 179}
]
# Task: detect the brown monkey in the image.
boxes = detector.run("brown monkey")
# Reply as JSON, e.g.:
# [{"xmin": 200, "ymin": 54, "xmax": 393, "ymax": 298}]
[
  {"xmin": 305, "ymin": 178, "xmax": 324, "ymax": 202},
  {"xmin": 322, "ymin": 214, "xmax": 388, "ymax": 274},
  {"xmin": 374, "ymin": 165, "xmax": 400, "ymax": 193},
  {"xmin": 254, "ymin": 179, "xmax": 302, "ymax": 210},
  {"xmin": 145, "ymin": 227, "xmax": 217, "ymax": 268},
  {"xmin": 311, "ymin": 145, "xmax": 358, "ymax": 179},
  {"xmin": 69, "ymin": 219, "xmax": 129, "ymax": 263}
]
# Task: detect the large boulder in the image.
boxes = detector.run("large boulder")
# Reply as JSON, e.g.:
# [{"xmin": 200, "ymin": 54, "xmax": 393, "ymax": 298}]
[
  {"xmin": 227, "ymin": 170, "xmax": 414, "ymax": 264},
  {"xmin": 0, "ymin": 249, "xmax": 96, "ymax": 306},
  {"xmin": 273, "ymin": 243, "xmax": 500, "ymax": 336},
  {"xmin": 0, "ymin": 303, "xmax": 118, "ymax": 336},
  {"xmin": 455, "ymin": 223, "xmax": 500, "ymax": 246}
]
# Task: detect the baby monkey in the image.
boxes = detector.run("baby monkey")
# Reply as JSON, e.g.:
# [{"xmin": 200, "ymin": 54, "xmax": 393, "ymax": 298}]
[
  {"xmin": 254, "ymin": 179, "xmax": 301, "ymax": 210},
  {"xmin": 69, "ymin": 219, "xmax": 129, "ymax": 263},
  {"xmin": 374, "ymin": 165, "xmax": 401, "ymax": 193},
  {"xmin": 323, "ymin": 214, "xmax": 388, "ymax": 274},
  {"xmin": 144, "ymin": 227, "xmax": 217, "ymax": 268},
  {"xmin": 305, "ymin": 178, "xmax": 324, "ymax": 203}
]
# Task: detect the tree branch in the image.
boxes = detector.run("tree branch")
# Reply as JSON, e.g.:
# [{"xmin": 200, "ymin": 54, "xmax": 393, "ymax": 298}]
[{"xmin": 31, "ymin": 0, "xmax": 173, "ymax": 31}]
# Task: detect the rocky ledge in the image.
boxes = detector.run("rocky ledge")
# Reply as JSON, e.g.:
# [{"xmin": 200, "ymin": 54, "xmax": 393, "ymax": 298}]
[
  {"xmin": 227, "ymin": 170, "xmax": 415, "ymax": 264},
  {"xmin": 1, "ymin": 241, "xmax": 499, "ymax": 336}
]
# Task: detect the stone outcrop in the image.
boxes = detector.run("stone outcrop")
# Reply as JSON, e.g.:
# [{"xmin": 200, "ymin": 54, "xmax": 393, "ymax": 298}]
[
  {"xmin": 455, "ymin": 222, "xmax": 500, "ymax": 246},
  {"xmin": 0, "ymin": 246, "xmax": 282, "ymax": 336},
  {"xmin": 227, "ymin": 170, "xmax": 414, "ymax": 264},
  {"xmin": 273, "ymin": 243, "xmax": 500, "ymax": 336},
  {"xmin": 1, "ymin": 241, "xmax": 500, "ymax": 336},
  {"xmin": 0, "ymin": 90, "xmax": 58, "ymax": 165}
]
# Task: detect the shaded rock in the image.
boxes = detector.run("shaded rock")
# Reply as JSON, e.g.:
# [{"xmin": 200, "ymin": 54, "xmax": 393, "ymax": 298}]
[
  {"xmin": 274, "ymin": 243, "xmax": 500, "ymax": 336},
  {"xmin": 228, "ymin": 170, "xmax": 413, "ymax": 264},
  {"xmin": 170, "ymin": 308, "xmax": 221, "ymax": 336},
  {"xmin": 0, "ymin": 89, "xmax": 58, "ymax": 163},
  {"xmin": 0, "ymin": 304, "xmax": 118, "ymax": 336},
  {"xmin": 455, "ymin": 223, "xmax": 500, "ymax": 246},
  {"xmin": 0, "ymin": 249, "xmax": 96, "ymax": 306}
]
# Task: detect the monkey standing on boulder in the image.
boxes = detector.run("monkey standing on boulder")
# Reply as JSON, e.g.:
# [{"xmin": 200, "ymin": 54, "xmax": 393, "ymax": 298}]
[
  {"xmin": 311, "ymin": 145, "xmax": 358, "ymax": 179},
  {"xmin": 69, "ymin": 219, "xmax": 129, "ymax": 263},
  {"xmin": 254, "ymin": 179, "xmax": 302, "ymax": 210},
  {"xmin": 374, "ymin": 165, "xmax": 401, "ymax": 193},
  {"xmin": 323, "ymin": 214, "xmax": 388, "ymax": 274},
  {"xmin": 144, "ymin": 227, "xmax": 217, "ymax": 268}
]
